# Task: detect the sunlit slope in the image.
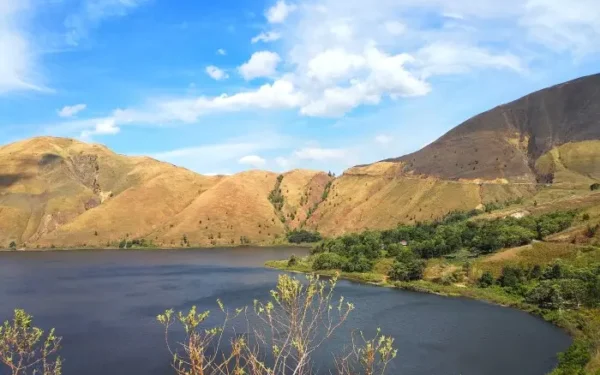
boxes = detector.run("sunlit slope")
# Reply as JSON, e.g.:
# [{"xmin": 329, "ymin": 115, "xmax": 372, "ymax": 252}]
[
  {"xmin": 0, "ymin": 137, "xmax": 139, "ymax": 245},
  {"xmin": 306, "ymin": 162, "xmax": 535, "ymax": 236},
  {"xmin": 152, "ymin": 171, "xmax": 286, "ymax": 246},
  {"xmin": 535, "ymin": 140, "xmax": 600, "ymax": 189},
  {"xmin": 278, "ymin": 169, "xmax": 333, "ymax": 229}
]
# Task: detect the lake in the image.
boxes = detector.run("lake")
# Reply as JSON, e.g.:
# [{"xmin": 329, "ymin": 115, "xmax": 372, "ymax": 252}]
[{"xmin": 0, "ymin": 248, "xmax": 571, "ymax": 375}]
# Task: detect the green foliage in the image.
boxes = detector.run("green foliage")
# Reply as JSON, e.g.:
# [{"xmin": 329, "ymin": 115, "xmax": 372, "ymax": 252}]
[
  {"xmin": 498, "ymin": 266, "xmax": 525, "ymax": 288},
  {"xmin": 590, "ymin": 183, "xmax": 600, "ymax": 191},
  {"xmin": 312, "ymin": 210, "xmax": 577, "ymax": 267},
  {"xmin": 287, "ymin": 254, "xmax": 298, "ymax": 267},
  {"xmin": 312, "ymin": 252, "xmax": 346, "ymax": 270},
  {"xmin": 0, "ymin": 309, "xmax": 62, "ymax": 375},
  {"xmin": 388, "ymin": 259, "xmax": 426, "ymax": 281},
  {"xmin": 268, "ymin": 175, "xmax": 285, "ymax": 211},
  {"xmin": 8, "ymin": 241, "xmax": 16, "ymax": 250},
  {"xmin": 286, "ymin": 229, "xmax": 322, "ymax": 244},
  {"xmin": 554, "ymin": 341, "xmax": 591, "ymax": 375},
  {"xmin": 118, "ymin": 238, "xmax": 152, "ymax": 249},
  {"xmin": 478, "ymin": 271, "xmax": 495, "ymax": 288}
]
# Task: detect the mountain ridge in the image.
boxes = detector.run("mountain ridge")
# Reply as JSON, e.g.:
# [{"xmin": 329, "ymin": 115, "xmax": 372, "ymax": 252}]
[{"xmin": 1, "ymin": 73, "xmax": 599, "ymax": 248}]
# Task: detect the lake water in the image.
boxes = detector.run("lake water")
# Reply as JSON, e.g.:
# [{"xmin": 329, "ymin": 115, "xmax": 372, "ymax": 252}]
[{"xmin": 0, "ymin": 248, "xmax": 571, "ymax": 375}]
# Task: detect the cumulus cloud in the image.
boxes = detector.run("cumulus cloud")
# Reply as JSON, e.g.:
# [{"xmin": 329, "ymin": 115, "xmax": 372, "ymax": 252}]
[
  {"xmin": 251, "ymin": 31, "xmax": 282, "ymax": 43},
  {"xmin": 238, "ymin": 51, "xmax": 281, "ymax": 80},
  {"xmin": 58, "ymin": 104, "xmax": 87, "ymax": 118},
  {"xmin": 294, "ymin": 147, "xmax": 347, "ymax": 161},
  {"xmin": 50, "ymin": 0, "xmax": 600, "ymax": 141},
  {"xmin": 238, "ymin": 155, "xmax": 267, "ymax": 167},
  {"xmin": 217, "ymin": 48, "xmax": 227, "ymax": 55},
  {"xmin": 205, "ymin": 65, "xmax": 228, "ymax": 80},
  {"xmin": 266, "ymin": 0, "xmax": 297, "ymax": 23},
  {"xmin": 80, "ymin": 118, "xmax": 120, "ymax": 139}
]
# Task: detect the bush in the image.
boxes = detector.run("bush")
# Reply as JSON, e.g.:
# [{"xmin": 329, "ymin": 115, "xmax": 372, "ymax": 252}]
[
  {"xmin": 287, "ymin": 254, "xmax": 298, "ymax": 267},
  {"xmin": 478, "ymin": 271, "xmax": 495, "ymax": 288},
  {"xmin": 0, "ymin": 309, "xmax": 63, "ymax": 375},
  {"xmin": 8, "ymin": 241, "xmax": 16, "ymax": 250},
  {"xmin": 286, "ymin": 230, "xmax": 322, "ymax": 244},
  {"xmin": 312, "ymin": 252, "xmax": 347, "ymax": 270},
  {"xmin": 555, "ymin": 341, "xmax": 591, "ymax": 375},
  {"xmin": 388, "ymin": 259, "xmax": 426, "ymax": 281},
  {"xmin": 591, "ymin": 183, "xmax": 600, "ymax": 191},
  {"xmin": 341, "ymin": 255, "xmax": 373, "ymax": 273},
  {"xmin": 498, "ymin": 266, "xmax": 525, "ymax": 288}
]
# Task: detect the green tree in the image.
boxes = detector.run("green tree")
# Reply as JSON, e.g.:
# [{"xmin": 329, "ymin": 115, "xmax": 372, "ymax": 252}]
[
  {"xmin": 478, "ymin": 271, "xmax": 495, "ymax": 288},
  {"xmin": 8, "ymin": 241, "xmax": 16, "ymax": 250},
  {"xmin": 312, "ymin": 252, "xmax": 347, "ymax": 270},
  {"xmin": 0, "ymin": 309, "xmax": 62, "ymax": 375}
]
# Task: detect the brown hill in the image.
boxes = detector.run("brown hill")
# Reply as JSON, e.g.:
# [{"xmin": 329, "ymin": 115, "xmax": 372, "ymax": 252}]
[
  {"xmin": 1, "ymin": 74, "xmax": 599, "ymax": 248},
  {"xmin": 0, "ymin": 137, "xmax": 330, "ymax": 248},
  {"xmin": 307, "ymin": 74, "xmax": 600, "ymax": 235},
  {"xmin": 386, "ymin": 73, "xmax": 600, "ymax": 183}
]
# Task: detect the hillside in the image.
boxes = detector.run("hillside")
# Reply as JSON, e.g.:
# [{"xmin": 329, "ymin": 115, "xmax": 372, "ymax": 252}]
[
  {"xmin": 306, "ymin": 74, "xmax": 600, "ymax": 235},
  {"xmin": 1, "ymin": 74, "xmax": 599, "ymax": 248}
]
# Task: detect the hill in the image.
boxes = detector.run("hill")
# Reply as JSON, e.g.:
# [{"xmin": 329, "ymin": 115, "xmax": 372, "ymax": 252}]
[
  {"xmin": 1, "ymin": 74, "xmax": 599, "ymax": 248},
  {"xmin": 305, "ymin": 74, "xmax": 600, "ymax": 235}
]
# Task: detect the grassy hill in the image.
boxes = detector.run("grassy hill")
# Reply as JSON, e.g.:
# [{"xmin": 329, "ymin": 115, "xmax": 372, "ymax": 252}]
[{"xmin": 1, "ymin": 74, "xmax": 599, "ymax": 248}]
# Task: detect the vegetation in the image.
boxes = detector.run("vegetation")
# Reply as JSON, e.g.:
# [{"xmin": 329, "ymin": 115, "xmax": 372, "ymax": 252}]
[
  {"xmin": 591, "ymin": 183, "xmax": 600, "ymax": 191},
  {"xmin": 117, "ymin": 238, "xmax": 154, "ymax": 249},
  {"xmin": 0, "ymin": 309, "xmax": 62, "ymax": 375},
  {"xmin": 269, "ymin": 206, "xmax": 600, "ymax": 374},
  {"xmin": 268, "ymin": 175, "xmax": 285, "ymax": 211},
  {"xmin": 9, "ymin": 241, "xmax": 16, "ymax": 250},
  {"xmin": 286, "ymin": 229, "xmax": 322, "ymax": 244},
  {"xmin": 308, "ymin": 210, "xmax": 577, "ymax": 274}
]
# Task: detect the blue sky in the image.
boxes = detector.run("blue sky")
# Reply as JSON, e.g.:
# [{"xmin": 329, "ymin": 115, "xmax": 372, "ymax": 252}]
[{"xmin": 1, "ymin": 0, "xmax": 599, "ymax": 175}]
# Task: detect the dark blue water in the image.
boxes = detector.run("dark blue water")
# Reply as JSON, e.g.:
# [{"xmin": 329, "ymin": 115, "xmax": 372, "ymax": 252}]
[{"xmin": 0, "ymin": 248, "xmax": 571, "ymax": 375}]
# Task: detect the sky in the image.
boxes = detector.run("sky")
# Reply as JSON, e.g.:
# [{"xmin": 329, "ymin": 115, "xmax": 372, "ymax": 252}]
[{"xmin": 1, "ymin": 0, "xmax": 599, "ymax": 175}]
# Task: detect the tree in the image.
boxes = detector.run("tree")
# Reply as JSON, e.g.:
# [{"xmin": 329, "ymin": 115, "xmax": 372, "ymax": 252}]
[
  {"xmin": 478, "ymin": 271, "xmax": 495, "ymax": 288},
  {"xmin": 0, "ymin": 309, "xmax": 62, "ymax": 375},
  {"xmin": 312, "ymin": 252, "xmax": 347, "ymax": 270},
  {"xmin": 591, "ymin": 183, "xmax": 600, "ymax": 191},
  {"xmin": 288, "ymin": 254, "xmax": 298, "ymax": 267},
  {"xmin": 157, "ymin": 274, "xmax": 397, "ymax": 375},
  {"xmin": 388, "ymin": 259, "xmax": 425, "ymax": 282},
  {"xmin": 8, "ymin": 242, "xmax": 16, "ymax": 250}
]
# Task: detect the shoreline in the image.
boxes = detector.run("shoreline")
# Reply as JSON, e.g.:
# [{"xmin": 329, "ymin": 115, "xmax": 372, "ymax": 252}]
[
  {"xmin": 266, "ymin": 261, "xmax": 596, "ymax": 374},
  {"xmin": 0, "ymin": 243, "xmax": 313, "ymax": 253}
]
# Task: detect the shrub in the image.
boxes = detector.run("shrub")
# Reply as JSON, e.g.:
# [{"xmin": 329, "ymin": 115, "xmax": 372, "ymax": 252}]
[
  {"xmin": 0, "ymin": 309, "xmax": 63, "ymax": 375},
  {"xmin": 388, "ymin": 259, "xmax": 426, "ymax": 281},
  {"xmin": 478, "ymin": 271, "xmax": 495, "ymax": 288},
  {"xmin": 341, "ymin": 255, "xmax": 373, "ymax": 273},
  {"xmin": 287, "ymin": 254, "xmax": 298, "ymax": 267},
  {"xmin": 312, "ymin": 252, "xmax": 347, "ymax": 270},
  {"xmin": 8, "ymin": 241, "xmax": 16, "ymax": 250},
  {"xmin": 286, "ymin": 230, "xmax": 322, "ymax": 244},
  {"xmin": 591, "ymin": 183, "xmax": 600, "ymax": 191},
  {"xmin": 498, "ymin": 266, "xmax": 525, "ymax": 288}
]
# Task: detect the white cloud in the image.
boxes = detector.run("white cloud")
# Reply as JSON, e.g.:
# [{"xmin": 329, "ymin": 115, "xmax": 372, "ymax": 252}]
[
  {"xmin": 266, "ymin": 0, "xmax": 297, "ymax": 23},
  {"xmin": 251, "ymin": 31, "xmax": 282, "ymax": 43},
  {"xmin": 205, "ymin": 65, "xmax": 228, "ymax": 80},
  {"xmin": 384, "ymin": 21, "xmax": 406, "ymax": 35},
  {"xmin": 306, "ymin": 48, "xmax": 365, "ymax": 83},
  {"xmin": 58, "ymin": 104, "xmax": 87, "ymax": 118},
  {"xmin": 416, "ymin": 42, "xmax": 525, "ymax": 78},
  {"xmin": 238, "ymin": 51, "xmax": 281, "ymax": 80},
  {"xmin": 80, "ymin": 118, "xmax": 120, "ymax": 139},
  {"xmin": 217, "ymin": 48, "xmax": 227, "ymax": 55},
  {"xmin": 64, "ymin": 0, "xmax": 149, "ymax": 46},
  {"xmin": 294, "ymin": 147, "xmax": 347, "ymax": 161},
  {"xmin": 0, "ymin": 0, "xmax": 47, "ymax": 94},
  {"xmin": 238, "ymin": 155, "xmax": 267, "ymax": 168},
  {"xmin": 146, "ymin": 134, "xmax": 291, "ymax": 173},
  {"xmin": 375, "ymin": 134, "xmax": 393, "ymax": 145}
]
